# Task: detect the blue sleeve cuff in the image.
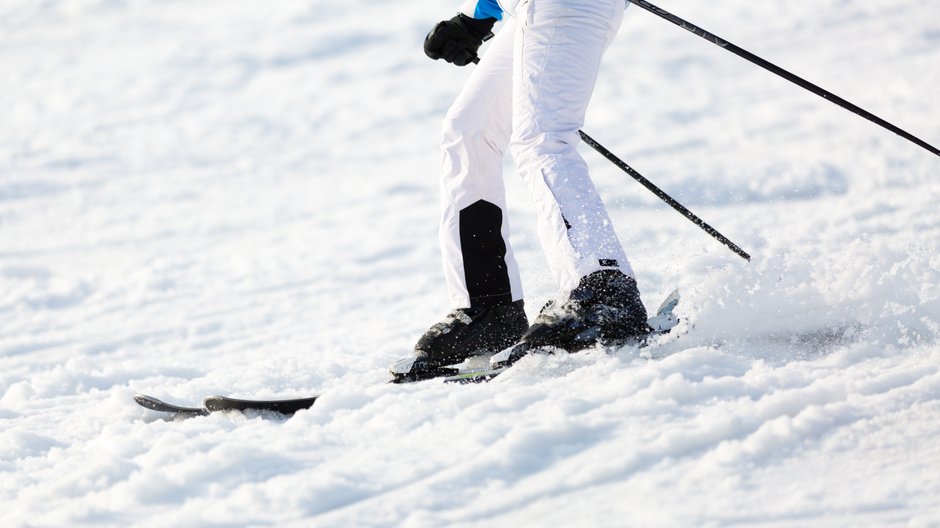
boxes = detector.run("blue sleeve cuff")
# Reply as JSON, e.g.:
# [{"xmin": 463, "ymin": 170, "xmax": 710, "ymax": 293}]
[{"xmin": 473, "ymin": 0, "xmax": 503, "ymax": 20}]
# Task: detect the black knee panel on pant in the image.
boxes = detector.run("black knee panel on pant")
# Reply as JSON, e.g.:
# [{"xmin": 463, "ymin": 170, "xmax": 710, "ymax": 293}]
[{"xmin": 460, "ymin": 200, "xmax": 512, "ymax": 308}]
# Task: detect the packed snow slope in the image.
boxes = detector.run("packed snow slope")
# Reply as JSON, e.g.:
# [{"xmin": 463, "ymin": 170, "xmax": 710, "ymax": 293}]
[{"xmin": 2, "ymin": 0, "xmax": 939, "ymax": 526}]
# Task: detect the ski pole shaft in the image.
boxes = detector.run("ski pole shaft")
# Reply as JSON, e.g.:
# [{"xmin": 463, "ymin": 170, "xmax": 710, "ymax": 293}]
[
  {"xmin": 579, "ymin": 130, "xmax": 752, "ymax": 261},
  {"xmin": 630, "ymin": 0, "xmax": 940, "ymax": 158},
  {"xmin": 469, "ymin": 58, "xmax": 750, "ymax": 260}
]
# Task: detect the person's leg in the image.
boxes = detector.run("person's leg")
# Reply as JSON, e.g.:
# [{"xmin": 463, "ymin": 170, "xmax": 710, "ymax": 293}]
[
  {"xmin": 494, "ymin": 0, "xmax": 647, "ymax": 361},
  {"xmin": 439, "ymin": 18, "xmax": 523, "ymax": 310},
  {"xmin": 510, "ymin": 0, "xmax": 633, "ymax": 295},
  {"xmin": 399, "ymin": 20, "xmax": 528, "ymax": 378}
]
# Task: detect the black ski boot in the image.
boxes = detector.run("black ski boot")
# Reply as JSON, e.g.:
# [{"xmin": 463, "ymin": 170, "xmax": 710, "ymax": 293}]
[
  {"xmin": 389, "ymin": 300, "xmax": 528, "ymax": 383},
  {"xmin": 491, "ymin": 270, "xmax": 649, "ymax": 369}
]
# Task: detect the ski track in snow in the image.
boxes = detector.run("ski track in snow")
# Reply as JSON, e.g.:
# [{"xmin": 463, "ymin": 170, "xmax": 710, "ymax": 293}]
[{"xmin": 2, "ymin": 0, "xmax": 939, "ymax": 526}]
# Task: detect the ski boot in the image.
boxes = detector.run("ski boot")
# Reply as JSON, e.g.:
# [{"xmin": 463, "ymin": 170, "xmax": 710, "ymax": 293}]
[
  {"xmin": 389, "ymin": 300, "xmax": 528, "ymax": 383},
  {"xmin": 490, "ymin": 270, "xmax": 649, "ymax": 369}
]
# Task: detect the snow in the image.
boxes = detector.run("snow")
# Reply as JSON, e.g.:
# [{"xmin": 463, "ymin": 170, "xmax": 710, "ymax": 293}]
[{"xmin": 2, "ymin": 0, "xmax": 939, "ymax": 525}]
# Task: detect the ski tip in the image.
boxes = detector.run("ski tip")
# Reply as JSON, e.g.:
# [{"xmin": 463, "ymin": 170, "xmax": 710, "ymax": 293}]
[
  {"xmin": 133, "ymin": 393, "xmax": 209, "ymax": 416},
  {"xmin": 133, "ymin": 393, "xmax": 175, "ymax": 409},
  {"xmin": 655, "ymin": 289, "xmax": 680, "ymax": 316},
  {"xmin": 133, "ymin": 393, "xmax": 157, "ymax": 407}
]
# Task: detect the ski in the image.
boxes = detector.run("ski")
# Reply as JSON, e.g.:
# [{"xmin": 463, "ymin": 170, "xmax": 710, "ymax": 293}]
[
  {"xmin": 134, "ymin": 393, "xmax": 319, "ymax": 417},
  {"xmin": 395, "ymin": 290, "xmax": 682, "ymax": 384},
  {"xmin": 136, "ymin": 291, "xmax": 681, "ymax": 415},
  {"xmin": 441, "ymin": 314, "xmax": 679, "ymax": 385},
  {"xmin": 202, "ymin": 395, "xmax": 319, "ymax": 414}
]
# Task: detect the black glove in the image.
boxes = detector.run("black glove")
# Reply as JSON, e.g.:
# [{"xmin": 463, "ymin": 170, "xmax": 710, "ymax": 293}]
[{"xmin": 424, "ymin": 14, "xmax": 496, "ymax": 67}]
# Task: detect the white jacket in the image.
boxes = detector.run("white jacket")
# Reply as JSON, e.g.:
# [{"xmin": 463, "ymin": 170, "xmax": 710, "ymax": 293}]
[{"xmin": 459, "ymin": 0, "xmax": 517, "ymax": 20}]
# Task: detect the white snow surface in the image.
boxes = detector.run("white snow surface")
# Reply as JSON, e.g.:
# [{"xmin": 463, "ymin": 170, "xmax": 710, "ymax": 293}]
[{"xmin": 2, "ymin": 0, "xmax": 940, "ymax": 526}]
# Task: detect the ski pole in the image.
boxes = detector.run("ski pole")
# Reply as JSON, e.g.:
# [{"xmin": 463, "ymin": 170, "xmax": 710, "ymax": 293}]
[
  {"xmin": 579, "ymin": 130, "xmax": 751, "ymax": 261},
  {"xmin": 630, "ymin": 0, "xmax": 940, "ymax": 158},
  {"xmin": 468, "ymin": 57, "xmax": 750, "ymax": 261}
]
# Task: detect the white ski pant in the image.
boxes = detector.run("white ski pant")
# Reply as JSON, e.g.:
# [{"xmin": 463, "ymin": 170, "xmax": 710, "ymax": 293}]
[{"xmin": 440, "ymin": 0, "xmax": 633, "ymax": 309}]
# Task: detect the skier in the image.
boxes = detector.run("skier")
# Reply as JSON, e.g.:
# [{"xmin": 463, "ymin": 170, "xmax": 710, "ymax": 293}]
[{"xmin": 394, "ymin": 0, "xmax": 648, "ymax": 381}]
